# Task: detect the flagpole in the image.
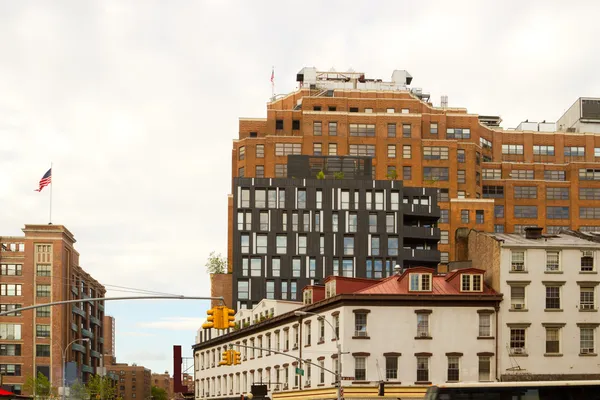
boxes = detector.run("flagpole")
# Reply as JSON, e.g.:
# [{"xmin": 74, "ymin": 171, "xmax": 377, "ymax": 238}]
[
  {"xmin": 49, "ymin": 162, "xmax": 53, "ymax": 225},
  {"xmin": 271, "ymin": 66, "xmax": 275, "ymax": 101}
]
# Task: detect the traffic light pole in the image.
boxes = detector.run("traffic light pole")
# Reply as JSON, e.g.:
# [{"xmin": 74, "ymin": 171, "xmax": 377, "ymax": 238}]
[{"xmin": 0, "ymin": 295, "xmax": 226, "ymax": 317}]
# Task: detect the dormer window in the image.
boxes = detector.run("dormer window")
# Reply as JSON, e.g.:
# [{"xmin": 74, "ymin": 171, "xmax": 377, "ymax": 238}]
[
  {"xmin": 409, "ymin": 273, "xmax": 431, "ymax": 292},
  {"xmin": 461, "ymin": 274, "xmax": 483, "ymax": 292},
  {"xmin": 325, "ymin": 280, "xmax": 337, "ymax": 298},
  {"xmin": 303, "ymin": 290, "xmax": 313, "ymax": 305}
]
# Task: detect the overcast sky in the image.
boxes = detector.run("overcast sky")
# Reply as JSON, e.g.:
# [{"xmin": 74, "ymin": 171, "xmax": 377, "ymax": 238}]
[{"xmin": 2, "ymin": 0, "xmax": 600, "ymax": 376}]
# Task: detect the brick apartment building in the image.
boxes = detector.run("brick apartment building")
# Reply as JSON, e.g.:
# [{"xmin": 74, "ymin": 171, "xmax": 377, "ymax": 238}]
[
  {"xmin": 0, "ymin": 224, "xmax": 106, "ymax": 395},
  {"xmin": 152, "ymin": 372, "xmax": 173, "ymax": 399},
  {"xmin": 228, "ymin": 67, "xmax": 600, "ymax": 270},
  {"xmin": 103, "ymin": 315, "xmax": 116, "ymax": 363},
  {"xmin": 105, "ymin": 362, "xmax": 151, "ymax": 400}
]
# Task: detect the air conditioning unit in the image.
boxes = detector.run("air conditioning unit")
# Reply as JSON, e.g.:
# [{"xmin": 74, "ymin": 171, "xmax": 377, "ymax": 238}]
[
  {"xmin": 283, "ymin": 384, "xmax": 289, "ymax": 390},
  {"xmin": 355, "ymin": 330, "xmax": 368, "ymax": 337},
  {"xmin": 305, "ymin": 380, "xmax": 311, "ymax": 386},
  {"xmin": 512, "ymin": 264, "xmax": 524, "ymax": 272},
  {"xmin": 511, "ymin": 348, "xmax": 525, "ymax": 355},
  {"xmin": 319, "ymin": 337, "xmax": 325, "ymax": 342},
  {"xmin": 581, "ymin": 348, "xmax": 593, "ymax": 354},
  {"xmin": 419, "ymin": 331, "xmax": 429, "ymax": 337},
  {"xmin": 512, "ymin": 303, "xmax": 524, "ymax": 310},
  {"xmin": 274, "ymin": 386, "xmax": 280, "ymax": 392},
  {"xmin": 581, "ymin": 303, "xmax": 594, "ymax": 310},
  {"xmin": 293, "ymin": 342, "xmax": 298, "ymax": 348}
]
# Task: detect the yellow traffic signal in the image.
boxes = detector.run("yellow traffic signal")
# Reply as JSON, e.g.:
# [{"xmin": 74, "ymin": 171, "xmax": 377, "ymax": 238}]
[
  {"xmin": 202, "ymin": 307, "xmax": 223, "ymax": 329},
  {"xmin": 233, "ymin": 350, "xmax": 241, "ymax": 365},
  {"xmin": 219, "ymin": 350, "xmax": 232, "ymax": 366},
  {"xmin": 222, "ymin": 307, "xmax": 236, "ymax": 329}
]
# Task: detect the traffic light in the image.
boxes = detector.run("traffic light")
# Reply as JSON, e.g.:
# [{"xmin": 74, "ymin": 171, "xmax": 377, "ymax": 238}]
[
  {"xmin": 378, "ymin": 381, "xmax": 385, "ymax": 396},
  {"xmin": 233, "ymin": 350, "xmax": 242, "ymax": 365},
  {"xmin": 219, "ymin": 350, "xmax": 232, "ymax": 366},
  {"xmin": 222, "ymin": 307, "xmax": 236, "ymax": 329},
  {"xmin": 202, "ymin": 307, "xmax": 223, "ymax": 329}
]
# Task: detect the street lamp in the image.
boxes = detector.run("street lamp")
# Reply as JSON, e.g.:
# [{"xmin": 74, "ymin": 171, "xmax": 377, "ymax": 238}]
[
  {"xmin": 62, "ymin": 338, "xmax": 90, "ymax": 400},
  {"xmin": 294, "ymin": 311, "xmax": 341, "ymax": 400}
]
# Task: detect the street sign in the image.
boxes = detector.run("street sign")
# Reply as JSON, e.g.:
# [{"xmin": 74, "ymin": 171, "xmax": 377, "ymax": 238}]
[
  {"xmin": 295, "ymin": 368, "xmax": 304, "ymax": 376},
  {"xmin": 341, "ymin": 376, "xmax": 355, "ymax": 381}
]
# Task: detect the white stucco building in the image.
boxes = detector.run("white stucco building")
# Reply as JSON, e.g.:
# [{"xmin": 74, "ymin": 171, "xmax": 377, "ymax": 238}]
[
  {"xmin": 467, "ymin": 228, "xmax": 600, "ymax": 381},
  {"xmin": 193, "ymin": 268, "xmax": 502, "ymax": 400}
]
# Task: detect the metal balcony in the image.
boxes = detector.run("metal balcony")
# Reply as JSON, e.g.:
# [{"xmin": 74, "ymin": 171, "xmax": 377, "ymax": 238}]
[
  {"xmin": 403, "ymin": 203, "xmax": 440, "ymax": 217},
  {"xmin": 82, "ymin": 328, "xmax": 94, "ymax": 339},
  {"xmin": 72, "ymin": 343, "xmax": 87, "ymax": 353},
  {"xmin": 402, "ymin": 248, "xmax": 441, "ymax": 263},
  {"xmin": 403, "ymin": 226, "xmax": 441, "ymax": 240}
]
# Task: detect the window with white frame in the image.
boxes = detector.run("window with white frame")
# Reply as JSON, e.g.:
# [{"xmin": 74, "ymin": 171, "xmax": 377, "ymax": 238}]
[
  {"xmin": 511, "ymin": 251, "xmax": 525, "ymax": 272},
  {"xmin": 385, "ymin": 356, "xmax": 398, "ymax": 380},
  {"xmin": 354, "ymin": 356, "xmax": 366, "ymax": 380},
  {"xmin": 580, "ymin": 326, "xmax": 595, "ymax": 354},
  {"xmin": 318, "ymin": 319, "xmax": 325, "ymax": 342},
  {"xmin": 447, "ymin": 356, "xmax": 460, "ymax": 382},
  {"xmin": 545, "ymin": 326, "xmax": 560, "ymax": 354},
  {"xmin": 581, "ymin": 251, "xmax": 595, "ymax": 272},
  {"xmin": 580, "ymin": 286, "xmax": 596, "ymax": 310},
  {"xmin": 461, "ymin": 274, "xmax": 482, "ymax": 292},
  {"xmin": 409, "ymin": 273, "xmax": 431, "ymax": 291},
  {"xmin": 546, "ymin": 251, "xmax": 560, "ymax": 271},
  {"xmin": 478, "ymin": 356, "xmax": 491, "ymax": 381},
  {"xmin": 510, "ymin": 285, "xmax": 526, "ymax": 310},
  {"xmin": 509, "ymin": 327, "xmax": 527, "ymax": 355},
  {"xmin": 416, "ymin": 356, "xmax": 429, "ymax": 382},
  {"xmin": 545, "ymin": 285, "xmax": 561, "ymax": 310},
  {"xmin": 416, "ymin": 312, "xmax": 430, "ymax": 337},
  {"xmin": 354, "ymin": 312, "xmax": 368, "ymax": 337},
  {"xmin": 479, "ymin": 313, "xmax": 492, "ymax": 337}
]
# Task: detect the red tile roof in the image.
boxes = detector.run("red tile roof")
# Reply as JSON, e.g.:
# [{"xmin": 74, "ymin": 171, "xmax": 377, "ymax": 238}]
[{"xmin": 357, "ymin": 267, "xmax": 497, "ymax": 295}]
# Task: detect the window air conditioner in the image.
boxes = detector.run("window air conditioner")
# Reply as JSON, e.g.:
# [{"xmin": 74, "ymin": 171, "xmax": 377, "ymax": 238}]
[
  {"xmin": 581, "ymin": 348, "xmax": 593, "ymax": 354},
  {"xmin": 283, "ymin": 384, "xmax": 289, "ymax": 390},
  {"xmin": 512, "ymin": 304, "xmax": 524, "ymax": 310},
  {"xmin": 419, "ymin": 331, "xmax": 429, "ymax": 337},
  {"xmin": 305, "ymin": 380, "xmax": 311, "ymax": 386},
  {"xmin": 511, "ymin": 348, "xmax": 525, "ymax": 355}
]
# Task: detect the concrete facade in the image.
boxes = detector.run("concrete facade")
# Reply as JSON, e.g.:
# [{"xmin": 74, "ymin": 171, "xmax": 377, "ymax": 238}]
[{"xmin": 0, "ymin": 224, "xmax": 106, "ymax": 394}]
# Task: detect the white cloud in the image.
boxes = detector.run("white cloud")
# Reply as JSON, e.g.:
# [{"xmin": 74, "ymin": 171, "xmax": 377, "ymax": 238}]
[{"xmin": 138, "ymin": 317, "xmax": 205, "ymax": 331}]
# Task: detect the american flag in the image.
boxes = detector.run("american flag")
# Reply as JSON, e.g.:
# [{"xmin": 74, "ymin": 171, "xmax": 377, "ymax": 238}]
[{"xmin": 34, "ymin": 168, "xmax": 52, "ymax": 192}]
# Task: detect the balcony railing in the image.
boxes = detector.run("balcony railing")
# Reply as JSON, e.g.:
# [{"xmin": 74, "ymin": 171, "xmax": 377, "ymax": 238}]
[
  {"xmin": 72, "ymin": 343, "xmax": 87, "ymax": 353},
  {"xmin": 90, "ymin": 316, "xmax": 101, "ymax": 326},
  {"xmin": 403, "ymin": 248, "xmax": 441, "ymax": 262},
  {"xmin": 82, "ymin": 328, "xmax": 94, "ymax": 339},
  {"xmin": 403, "ymin": 226, "xmax": 440, "ymax": 240},
  {"xmin": 72, "ymin": 305, "xmax": 86, "ymax": 318}
]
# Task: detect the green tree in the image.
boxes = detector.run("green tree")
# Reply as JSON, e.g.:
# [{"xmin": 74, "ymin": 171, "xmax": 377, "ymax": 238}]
[
  {"xmin": 86, "ymin": 375, "xmax": 116, "ymax": 400},
  {"xmin": 205, "ymin": 251, "xmax": 227, "ymax": 274},
  {"xmin": 316, "ymin": 170, "xmax": 325, "ymax": 179},
  {"xmin": 152, "ymin": 386, "xmax": 168, "ymax": 400},
  {"xmin": 69, "ymin": 381, "xmax": 87, "ymax": 400},
  {"xmin": 23, "ymin": 372, "xmax": 54, "ymax": 399}
]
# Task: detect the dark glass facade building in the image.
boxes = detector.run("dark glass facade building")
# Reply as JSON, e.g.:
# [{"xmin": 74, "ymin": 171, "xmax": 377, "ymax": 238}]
[{"xmin": 231, "ymin": 156, "xmax": 441, "ymax": 309}]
